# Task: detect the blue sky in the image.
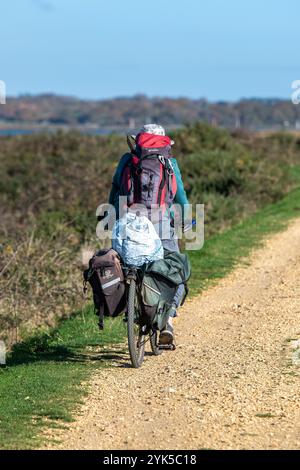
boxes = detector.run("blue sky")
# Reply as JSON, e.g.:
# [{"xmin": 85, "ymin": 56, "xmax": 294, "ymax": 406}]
[{"xmin": 1, "ymin": 0, "xmax": 299, "ymax": 100}]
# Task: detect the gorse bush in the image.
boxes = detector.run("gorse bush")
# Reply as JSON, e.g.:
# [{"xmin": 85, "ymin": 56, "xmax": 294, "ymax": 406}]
[
  {"xmin": 172, "ymin": 123, "xmax": 295, "ymax": 230},
  {"xmin": 0, "ymin": 132, "xmax": 125, "ymax": 234},
  {"xmin": 0, "ymin": 123, "xmax": 299, "ymax": 345}
]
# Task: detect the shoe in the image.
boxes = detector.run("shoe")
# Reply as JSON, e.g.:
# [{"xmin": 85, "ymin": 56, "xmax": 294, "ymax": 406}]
[{"xmin": 159, "ymin": 321, "xmax": 174, "ymax": 345}]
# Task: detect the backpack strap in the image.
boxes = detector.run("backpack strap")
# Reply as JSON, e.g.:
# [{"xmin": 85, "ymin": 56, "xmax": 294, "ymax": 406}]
[
  {"xmin": 157, "ymin": 156, "xmax": 167, "ymax": 206},
  {"xmin": 166, "ymin": 158, "xmax": 175, "ymax": 199},
  {"xmin": 127, "ymin": 134, "xmax": 137, "ymax": 153},
  {"xmin": 130, "ymin": 156, "xmax": 139, "ymax": 203}
]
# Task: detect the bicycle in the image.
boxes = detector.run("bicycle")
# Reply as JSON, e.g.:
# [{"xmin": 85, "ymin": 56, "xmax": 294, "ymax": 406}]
[
  {"xmin": 123, "ymin": 265, "xmax": 175, "ymax": 368},
  {"xmin": 96, "ymin": 215, "xmax": 194, "ymax": 368}
]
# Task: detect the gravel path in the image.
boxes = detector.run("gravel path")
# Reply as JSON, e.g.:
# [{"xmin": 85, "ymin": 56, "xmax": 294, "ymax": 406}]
[{"xmin": 47, "ymin": 219, "xmax": 300, "ymax": 450}]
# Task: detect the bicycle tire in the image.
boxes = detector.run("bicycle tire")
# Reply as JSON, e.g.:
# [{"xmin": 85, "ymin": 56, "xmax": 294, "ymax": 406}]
[{"xmin": 127, "ymin": 278, "xmax": 146, "ymax": 368}]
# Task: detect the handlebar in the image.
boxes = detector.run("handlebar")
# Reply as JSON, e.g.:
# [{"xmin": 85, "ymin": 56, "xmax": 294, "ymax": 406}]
[{"xmin": 182, "ymin": 219, "xmax": 196, "ymax": 233}]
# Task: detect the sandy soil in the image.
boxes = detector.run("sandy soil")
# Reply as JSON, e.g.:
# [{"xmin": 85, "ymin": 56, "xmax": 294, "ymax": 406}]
[{"xmin": 46, "ymin": 219, "xmax": 300, "ymax": 450}]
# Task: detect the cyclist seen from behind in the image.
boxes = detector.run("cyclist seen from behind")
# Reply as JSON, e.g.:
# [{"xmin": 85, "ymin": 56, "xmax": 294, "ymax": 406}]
[{"xmin": 108, "ymin": 124, "xmax": 191, "ymax": 346}]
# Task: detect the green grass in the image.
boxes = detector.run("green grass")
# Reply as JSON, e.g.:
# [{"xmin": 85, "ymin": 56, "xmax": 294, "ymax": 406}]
[
  {"xmin": 188, "ymin": 184, "xmax": 300, "ymax": 293},
  {"xmin": 0, "ymin": 307, "xmax": 126, "ymax": 449},
  {"xmin": 1, "ymin": 183, "xmax": 300, "ymax": 449}
]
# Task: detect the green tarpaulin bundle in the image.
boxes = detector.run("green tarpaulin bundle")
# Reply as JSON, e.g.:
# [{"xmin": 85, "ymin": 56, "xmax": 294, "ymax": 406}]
[{"xmin": 140, "ymin": 250, "xmax": 191, "ymax": 330}]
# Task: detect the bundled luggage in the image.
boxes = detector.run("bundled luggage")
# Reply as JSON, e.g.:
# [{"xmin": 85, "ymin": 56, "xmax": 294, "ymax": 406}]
[
  {"xmin": 83, "ymin": 246, "xmax": 191, "ymax": 331},
  {"xmin": 83, "ymin": 248, "xmax": 126, "ymax": 329},
  {"xmin": 112, "ymin": 211, "xmax": 164, "ymax": 267},
  {"xmin": 140, "ymin": 250, "xmax": 191, "ymax": 330}
]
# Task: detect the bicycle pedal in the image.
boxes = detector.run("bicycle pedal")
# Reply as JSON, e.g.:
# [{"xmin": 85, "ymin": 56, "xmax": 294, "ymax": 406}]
[{"xmin": 158, "ymin": 343, "xmax": 176, "ymax": 351}]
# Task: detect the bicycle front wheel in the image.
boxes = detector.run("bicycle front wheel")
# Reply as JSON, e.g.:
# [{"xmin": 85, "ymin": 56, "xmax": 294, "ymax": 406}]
[{"xmin": 127, "ymin": 278, "xmax": 146, "ymax": 368}]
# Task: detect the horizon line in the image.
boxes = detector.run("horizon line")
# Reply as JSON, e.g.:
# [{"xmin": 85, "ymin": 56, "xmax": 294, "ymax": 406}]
[{"xmin": 6, "ymin": 93, "xmax": 291, "ymax": 104}]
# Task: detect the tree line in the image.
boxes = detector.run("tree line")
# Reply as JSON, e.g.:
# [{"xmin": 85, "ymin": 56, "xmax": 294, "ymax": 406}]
[{"xmin": 1, "ymin": 94, "xmax": 300, "ymax": 130}]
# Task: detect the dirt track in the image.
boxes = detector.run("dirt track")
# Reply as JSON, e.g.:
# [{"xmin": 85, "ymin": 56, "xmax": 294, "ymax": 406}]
[{"xmin": 47, "ymin": 219, "xmax": 300, "ymax": 450}]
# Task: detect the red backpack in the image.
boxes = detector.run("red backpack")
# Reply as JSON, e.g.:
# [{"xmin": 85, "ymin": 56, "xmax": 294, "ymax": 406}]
[{"xmin": 120, "ymin": 133, "xmax": 177, "ymax": 212}]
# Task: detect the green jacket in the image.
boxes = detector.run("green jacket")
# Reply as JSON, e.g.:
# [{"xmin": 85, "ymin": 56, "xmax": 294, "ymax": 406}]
[{"xmin": 108, "ymin": 153, "xmax": 190, "ymax": 220}]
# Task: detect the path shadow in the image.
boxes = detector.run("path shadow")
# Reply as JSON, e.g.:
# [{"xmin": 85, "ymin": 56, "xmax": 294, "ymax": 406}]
[{"xmin": 6, "ymin": 332, "xmax": 129, "ymax": 368}]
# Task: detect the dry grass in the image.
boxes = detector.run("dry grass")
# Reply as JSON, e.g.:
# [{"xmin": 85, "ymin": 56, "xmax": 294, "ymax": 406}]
[{"xmin": 0, "ymin": 232, "xmax": 83, "ymax": 347}]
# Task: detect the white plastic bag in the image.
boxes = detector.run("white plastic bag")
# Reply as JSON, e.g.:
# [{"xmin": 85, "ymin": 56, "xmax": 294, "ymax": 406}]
[{"xmin": 112, "ymin": 212, "xmax": 164, "ymax": 267}]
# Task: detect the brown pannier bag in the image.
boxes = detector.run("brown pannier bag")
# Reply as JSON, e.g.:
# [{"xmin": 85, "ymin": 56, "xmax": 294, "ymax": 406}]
[{"xmin": 83, "ymin": 248, "xmax": 126, "ymax": 329}]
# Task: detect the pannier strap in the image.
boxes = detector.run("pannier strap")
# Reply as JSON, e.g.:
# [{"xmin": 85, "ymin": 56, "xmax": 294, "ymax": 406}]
[{"xmin": 143, "ymin": 282, "xmax": 161, "ymax": 296}]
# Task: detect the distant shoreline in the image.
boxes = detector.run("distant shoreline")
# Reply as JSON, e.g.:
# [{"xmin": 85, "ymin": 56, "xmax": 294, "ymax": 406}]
[
  {"xmin": 0, "ymin": 124, "xmax": 127, "ymax": 136},
  {"xmin": 1, "ymin": 95, "xmax": 300, "ymax": 134},
  {"xmin": 0, "ymin": 124, "xmax": 298, "ymax": 137},
  {"xmin": 0, "ymin": 123, "xmax": 183, "ymax": 136}
]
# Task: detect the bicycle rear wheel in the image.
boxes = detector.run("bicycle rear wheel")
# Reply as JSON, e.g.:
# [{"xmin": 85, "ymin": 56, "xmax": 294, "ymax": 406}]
[{"xmin": 127, "ymin": 278, "xmax": 146, "ymax": 368}]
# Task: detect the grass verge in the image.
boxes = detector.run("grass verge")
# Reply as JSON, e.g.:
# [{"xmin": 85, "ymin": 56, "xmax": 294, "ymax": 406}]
[
  {"xmin": 188, "ymin": 184, "xmax": 300, "ymax": 293},
  {"xmin": 1, "ymin": 183, "xmax": 300, "ymax": 449},
  {"xmin": 0, "ymin": 309, "xmax": 126, "ymax": 449}
]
